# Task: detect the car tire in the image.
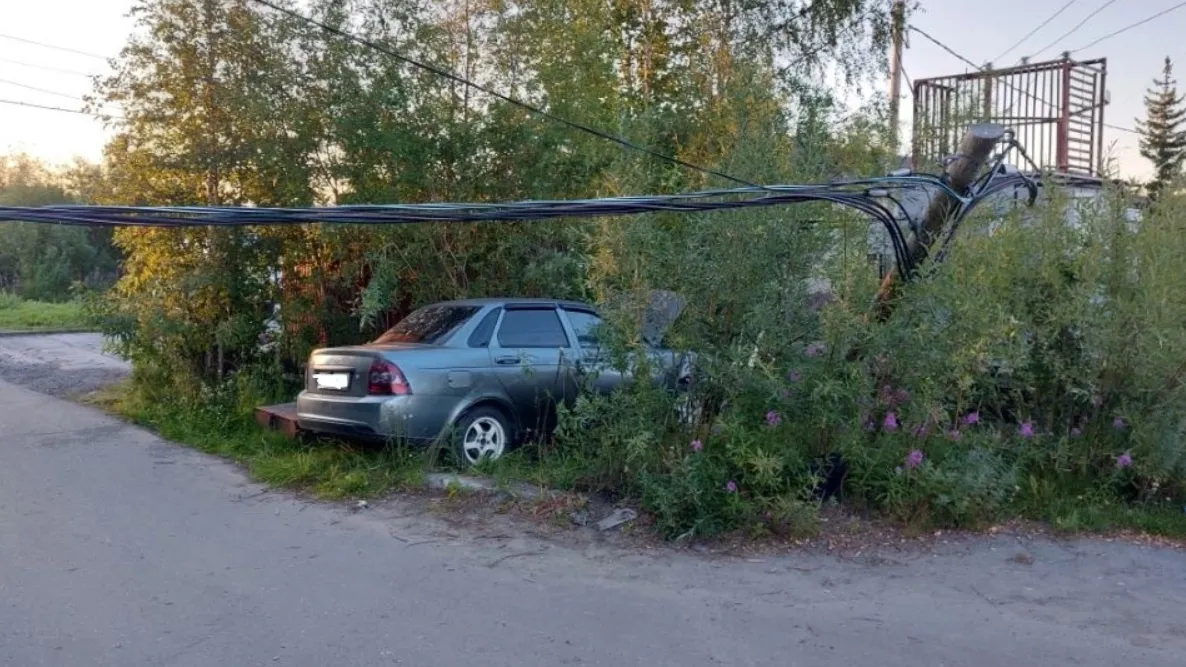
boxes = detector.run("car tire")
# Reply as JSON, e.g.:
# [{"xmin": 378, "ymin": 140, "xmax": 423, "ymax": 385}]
[{"xmin": 452, "ymin": 406, "xmax": 513, "ymax": 467}]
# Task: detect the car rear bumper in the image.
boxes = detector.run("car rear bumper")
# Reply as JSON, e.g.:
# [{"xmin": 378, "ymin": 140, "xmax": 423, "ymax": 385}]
[{"xmin": 295, "ymin": 392, "xmax": 454, "ymax": 444}]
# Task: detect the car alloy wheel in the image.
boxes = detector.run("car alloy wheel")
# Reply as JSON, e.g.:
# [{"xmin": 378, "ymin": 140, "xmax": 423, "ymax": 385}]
[{"xmin": 458, "ymin": 409, "xmax": 508, "ymax": 465}]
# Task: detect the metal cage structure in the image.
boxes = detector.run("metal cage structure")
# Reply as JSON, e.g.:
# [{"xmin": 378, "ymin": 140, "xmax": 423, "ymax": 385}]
[{"xmin": 912, "ymin": 57, "xmax": 1107, "ymax": 176}]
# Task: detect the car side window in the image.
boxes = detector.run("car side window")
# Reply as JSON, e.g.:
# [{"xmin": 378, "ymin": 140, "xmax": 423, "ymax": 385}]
[
  {"xmin": 496, "ymin": 308, "xmax": 569, "ymax": 348},
  {"xmin": 467, "ymin": 308, "xmax": 502, "ymax": 348},
  {"xmin": 564, "ymin": 309, "xmax": 604, "ymax": 349}
]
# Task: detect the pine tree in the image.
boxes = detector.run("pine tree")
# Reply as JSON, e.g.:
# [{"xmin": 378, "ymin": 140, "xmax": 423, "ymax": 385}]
[{"xmin": 1136, "ymin": 56, "xmax": 1186, "ymax": 199}]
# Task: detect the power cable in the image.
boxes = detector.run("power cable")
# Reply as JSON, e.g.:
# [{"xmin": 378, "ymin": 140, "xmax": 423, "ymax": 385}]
[
  {"xmin": 1027, "ymin": 0, "xmax": 1118, "ymax": 60},
  {"xmin": 247, "ymin": 0, "xmax": 758, "ymax": 188},
  {"xmin": 990, "ymin": 0, "xmax": 1077, "ymax": 64},
  {"xmin": 0, "ymin": 78, "xmax": 85, "ymax": 101},
  {"xmin": 0, "ymin": 97, "xmax": 122, "ymax": 119},
  {"xmin": 1106, "ymin": 123, "xmax": 1139, "ymax": 135},
  {"xmin": 0, "ymin": 176, "xmax": 962, "ymax": 279},
  {"xmin": 909, "ymin": 25, "xmax": 983, "ymax": 72},
  {"xmin": 1067, "ymin": 1, "xmax": 1186, "ymax": 54},
  {"xmin": 0, "ymin": 57, "xmax": 95, "ymax": 78},
  {"xmin": 0, "ymin": 33, "xmax": 108, "ymax": 61}
]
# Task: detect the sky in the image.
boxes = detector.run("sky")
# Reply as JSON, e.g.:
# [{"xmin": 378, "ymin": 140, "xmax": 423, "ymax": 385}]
[{"xmin": 0, "ymin": 0, "xmax": 1183, "ymax": 181}]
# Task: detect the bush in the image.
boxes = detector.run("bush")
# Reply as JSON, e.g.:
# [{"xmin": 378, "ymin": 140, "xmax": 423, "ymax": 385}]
[{"xmin": 534, "ymin": 186, "xmax": 1186, "ymax": 539}]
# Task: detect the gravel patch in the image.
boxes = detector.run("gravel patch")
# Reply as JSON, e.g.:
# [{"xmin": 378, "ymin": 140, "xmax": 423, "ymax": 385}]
[{"xmin": 0, "ymin": 333, "xmax": 130, "ymax": 398}]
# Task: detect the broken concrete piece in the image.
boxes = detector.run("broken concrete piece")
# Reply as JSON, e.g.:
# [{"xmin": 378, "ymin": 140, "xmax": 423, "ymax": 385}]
[
  {"xmin": 596, "ymin": 508, "xmax": 637, "ymax": 532},
  {"xmin": 425, "ymin": 473, "xmax": 496, "ymax": 492}
]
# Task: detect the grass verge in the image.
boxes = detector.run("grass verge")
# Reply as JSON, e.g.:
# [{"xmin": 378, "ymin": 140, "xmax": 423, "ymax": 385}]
[
  {"xmin": 92, "ymin": 382, "xmax": 430, "ymax": 499},
  {"xmin": 86, "ymin": 382, "xmax": 1186, "ymax": 544},
  {"xmin": 0, "ymin": 293, "xmax": 91, "ymax": 331}
]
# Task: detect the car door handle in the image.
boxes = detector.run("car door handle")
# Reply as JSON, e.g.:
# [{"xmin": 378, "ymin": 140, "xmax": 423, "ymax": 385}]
[{"xmin": 495, "ymin": 356, "xmax": 522, "ymax": 365}]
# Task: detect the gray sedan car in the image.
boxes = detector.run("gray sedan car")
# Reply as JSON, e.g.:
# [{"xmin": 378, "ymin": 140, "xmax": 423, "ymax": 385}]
[{"xmin": 296, "ymin": 295, "xmax": 689, "ymax": 465}]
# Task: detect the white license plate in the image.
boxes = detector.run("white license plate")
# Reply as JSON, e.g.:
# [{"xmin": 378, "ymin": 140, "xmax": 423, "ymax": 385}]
[{"xmin": 313, "ymin": 372, "xmax": 350, "ymax": 391}]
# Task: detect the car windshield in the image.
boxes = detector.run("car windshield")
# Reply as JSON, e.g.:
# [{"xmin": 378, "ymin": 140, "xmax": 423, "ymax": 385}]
[{"xmin": 372, "ymin": 305, "xmax": 480, "ymax": 345}]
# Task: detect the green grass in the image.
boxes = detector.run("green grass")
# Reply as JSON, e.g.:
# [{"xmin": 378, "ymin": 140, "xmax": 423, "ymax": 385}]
[
  {"xmin": 1013, "ymin": 473, "xmax": 1186, "ymax": 540},
  {"xmin": 89, "ymin": 380, "xmax": 1186, "ymax": 543},
  {"xmin": 0, "ymin": 293, "xmax": 91, "ymax": 331},
  {"xmin": 96, "ymin": 383, "xmax": 431, "ymax": 500}
]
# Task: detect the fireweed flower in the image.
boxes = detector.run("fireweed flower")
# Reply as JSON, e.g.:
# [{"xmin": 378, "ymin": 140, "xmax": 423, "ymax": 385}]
[
  {"xmin": 1113, "ymin": 417, "xmax": 1127, "ymax": 431},
  {"xmin": 1116, "ymin": 453, "xmax": 1133, "ymax": 469},
  {"xmin": 691, "ymin": 439, "xmax": 703, "ymax": 452},
  {"xmin": 1019, "ymin": 421, "xmax": 1035, "ymax": 438},
  {"xmin": 963, "ymin": 411, "xmax": 980, "ymax": 426},
  {"xmin": 725, "ymin": 480, "xmax": 738, "ymax": 493},
  {"xmin": 1071, "ymin": 427, "xmax": 1082, "ymax": 437},
  {"xmin": 905, "ymin": 449, "xmax": 925, "ymax": 469},
  {"xmin": 766, "ymin": 410, "xmax": 782, "ymax": 427},
  {"xmin": 883, "ymin": 412, "xmax": 900, "ymax": 432}
]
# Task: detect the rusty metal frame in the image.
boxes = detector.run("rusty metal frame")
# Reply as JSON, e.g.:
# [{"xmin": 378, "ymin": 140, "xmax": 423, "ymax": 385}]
[{"xmin": 912, "ymin": 57, "xmax": 1107, "ymax": 176}]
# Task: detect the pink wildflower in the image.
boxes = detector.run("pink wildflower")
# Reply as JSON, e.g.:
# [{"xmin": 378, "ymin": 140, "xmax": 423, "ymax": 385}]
[
  {"xmin": 1113, "ymin": 417, "xmax": 1127, "ymax": 431},
  {"xmin": 883, "ymin": 412, "xmax": 899, "ymax": 432},
  {"xmin": 765, "ymin": 410, "xmax": 782, "ymax": 427},
  {"xmin": 1019, "ymin": 421, "xmax": 1035, "ymax": 438},
  {"xmin": 905, "ymin": 449, "xmax": 925, "ymax": 469},
  {"xmin": 963, "ymin": 411, "xmax": 980, "ymax": 426},
  {"xmin": 691, "ymin": 439, "xmax": 703, "ymax": 452},
  {"xmin": 725, "ymin": 480, "xmax": 738, "ymax": 493},
  {"xmin": 1116, "ymin": 453, "xmax": 1133, "ymax": 469},
  {"xmin": 947, "ymin": 429, "xmax": 962, "ymax": 441}
]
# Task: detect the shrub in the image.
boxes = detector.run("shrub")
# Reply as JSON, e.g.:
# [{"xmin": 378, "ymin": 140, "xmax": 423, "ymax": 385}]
[{"xmin": 538, "ymin": 185, "xmax": 1186, "ymax": 538}]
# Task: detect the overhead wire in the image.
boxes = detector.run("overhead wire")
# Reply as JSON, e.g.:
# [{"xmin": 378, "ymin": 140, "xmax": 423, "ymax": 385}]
[
  {"xmin": 0, "ymin": 33, "xmax": 109, "ymax": 61},
  {"xmin": 1027, "ymin": 0, "xmax": 1118, "ymax": 60},
  {"xmin": 1067, "ymin": 0, "xmax": 1186, "ymax": 54},
  {"xmin": 248, "ymin": 0, "xmax": 759, "ymax": 188},
  {"xmin": 0, "ymin": 57, "xmax": 95, "ymax": 78},
  {"xmin": 0, "ymin": 98, "xmax": 121, "ymax": 119},
  {"xmin": 991, "ymin": 0, "xmax": 1078, "ymax": 64},
  {"xmin": 0, "ymin": 78, "xmax": 86, "ymax": 101}
]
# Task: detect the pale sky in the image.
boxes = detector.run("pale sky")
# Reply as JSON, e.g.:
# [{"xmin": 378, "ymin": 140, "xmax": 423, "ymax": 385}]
[{"xmin": 0, "ymin": 0, "xmax": 1182, "ymax": 182}]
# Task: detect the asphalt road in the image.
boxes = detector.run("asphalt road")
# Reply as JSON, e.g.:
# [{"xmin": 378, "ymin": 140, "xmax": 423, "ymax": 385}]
[{"xmin": 2, "ymin": 334, "xmax": 1185, "ymax": 666}]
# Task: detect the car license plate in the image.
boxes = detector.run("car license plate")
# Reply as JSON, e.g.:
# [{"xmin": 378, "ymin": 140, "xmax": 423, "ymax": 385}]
[{"xmin": 314, "ymin": 372, "xmax": 350, "ymax": 391}]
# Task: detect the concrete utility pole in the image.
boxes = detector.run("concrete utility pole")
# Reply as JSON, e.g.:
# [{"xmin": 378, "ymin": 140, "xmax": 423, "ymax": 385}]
[
  {"xmin": 887, "ymin": 0, "xmax": 907, "ymax": 159},
  {"xmin": 874, "ymin": 122, "xmax": 1006, "ymax": 317}
]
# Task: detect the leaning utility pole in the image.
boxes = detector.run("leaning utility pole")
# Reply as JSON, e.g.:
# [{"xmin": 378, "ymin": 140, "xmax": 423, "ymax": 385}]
[
  {"xmin": 887, "ymin": 0, "xmax": 907, "ymax": 158},
  {"xmin": 874, "ymin": 123, "xmax": 1006, "ymax": 318}
]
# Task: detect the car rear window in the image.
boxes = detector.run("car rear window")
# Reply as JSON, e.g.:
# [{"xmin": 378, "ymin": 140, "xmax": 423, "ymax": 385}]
[{"xmin": 372, "ymin": 305, "xmax": 480, "ymax": 345}]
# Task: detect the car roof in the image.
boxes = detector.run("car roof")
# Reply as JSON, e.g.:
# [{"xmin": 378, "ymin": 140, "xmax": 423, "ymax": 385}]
[{"xmin": 432, "ymin": 297, "xmax": 596, "ymax": 311}]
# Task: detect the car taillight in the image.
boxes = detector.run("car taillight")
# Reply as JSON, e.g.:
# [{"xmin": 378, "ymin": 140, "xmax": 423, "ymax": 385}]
[{"xmin": 367, "ymin": 359, "xmax": 412, "ymax": 396}]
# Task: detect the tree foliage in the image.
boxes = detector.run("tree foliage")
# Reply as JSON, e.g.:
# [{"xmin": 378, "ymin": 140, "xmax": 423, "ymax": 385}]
[
  {"xmin": 1136, "ymin": 56, "xmax": 1186, "ymax": 199},
  {"xmin": 92, "ymin": 0, "xmax": 894, "ymax": 394},
  {"xmin": 0, "ymin": 154, "xmax": 120, "ymax": 301}
]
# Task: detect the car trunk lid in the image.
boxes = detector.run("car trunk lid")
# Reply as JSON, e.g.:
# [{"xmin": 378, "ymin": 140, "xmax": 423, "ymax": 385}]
[{"xmin": 306, "ymin": 347, "xmax": 421, "ymax": 397}]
